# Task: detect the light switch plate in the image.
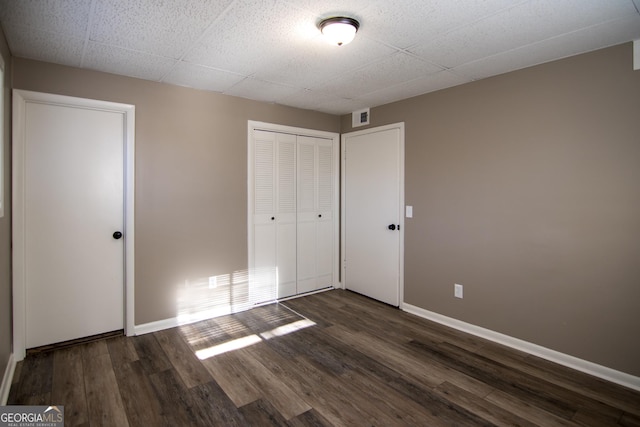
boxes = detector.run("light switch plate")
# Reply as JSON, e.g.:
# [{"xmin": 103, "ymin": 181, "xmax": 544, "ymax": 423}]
[
  {"xmin": 406, "ymin": 205, "xmax": 413, "ymax": 218},
  {"xmin": 454, "ymin": 283, "xmax": 463, "ymax": 299}
]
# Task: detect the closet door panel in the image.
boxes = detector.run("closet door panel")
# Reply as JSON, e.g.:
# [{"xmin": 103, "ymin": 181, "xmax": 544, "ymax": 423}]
[
  {"xmin": 296, "ymin": 139, "xmax": 316, "ymax": 293},
  {"xmin": 316, "ymin": 217, "xmax": 333, "ymax": 287},
  {"xmin": 317, "ymin": 141, "xmax": 334, "ymax": 217},
  {"xmin": 276, "ymin": 217, "xmax": 297, "ymax": 298},
  {"xmin": 251, "ymin": 131, "xmax": 277, "ymax": 302},
  {"xmin": 253, "ymin": 217, "xmax": 277, "ymax": 303},
  {"xmin": 296, "ymin": 213, "xmax": 317, "ymax": 294},
  {"xmin": 276, "ymin": 133, "xmax": 297, "ymax": 298},
  {"xmin": 297, "ymin": 136, "xmax": 335, "ymax": 293},
  {"xmin": 316, "ymin": 140, "xmax": 335, "ymax": 288}
]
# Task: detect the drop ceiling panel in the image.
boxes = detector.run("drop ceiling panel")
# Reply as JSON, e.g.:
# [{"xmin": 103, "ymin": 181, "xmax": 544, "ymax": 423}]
[
  {"xmin": 185, "ymin": 0, "xmax": 317, "ymax": 75},
  {"xmin": 223, "ymin": 77, "xmax": 300, "ymax": 103},
  {"xmin": 411, "ymin": 0, "xmax": 638, "ymax": 68},
  {"xmin": 358, "ymin": 70, "xmax": 472, "ymax": 109},
  {"xmin": 83, "ymin": 42, "xmax": 177, "ymax": 81},
  {"xmin": 163, "ymin": 62, "xmax": 246, "ymax": 92},
  {"xmin": 313, "ymin": 96, "xmax": 371, "ymax": 115},
  {"xmin": 453, "ymin": 14, "xmax": 640, "ymax": 80},
  {"xmin": 1, "ymin": 0, "xmax": 638, "ymax": 114},
  {"xmin": 314, "ymin": 52, "xmax": 443, "ymax": 99},
  {"xmin": 279, "ymin": 89, "xmax": 347, "ymax": 112},
  {"xmin": 2, "ymin": 24, "xmax": 85, "ymax": 67},
  {"xmin": 282, "ymin": 0, "xmax": 371, "ymax": 18},
  {"xmin": 0, "ymin": 0, "xmax": 91, "ymax": 38},
  {"xmin": 90, "ymin": 0, "xmax": 234, "ymax": 59},
  {"xmin": 253, "ymin": 35, "xmax": 397, "ymax": 88},
  {"xmin": 361, "ymin": 0, "xmax": 526, "ymax": 49}
]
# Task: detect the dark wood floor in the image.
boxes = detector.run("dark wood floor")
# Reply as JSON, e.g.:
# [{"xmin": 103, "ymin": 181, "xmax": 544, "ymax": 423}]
[{"xmin": 8, "ymin": 289, "xmax": 640, "ymax": 426}]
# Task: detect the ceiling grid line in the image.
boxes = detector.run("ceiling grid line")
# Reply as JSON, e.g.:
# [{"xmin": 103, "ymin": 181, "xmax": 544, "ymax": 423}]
[
  {"xmin": 79, "ymin": 0, "xmax": 98, "ymax": 68},
  {"xmin": 158, "ymin": 0, "xmax": 240, "ymax": 84}
]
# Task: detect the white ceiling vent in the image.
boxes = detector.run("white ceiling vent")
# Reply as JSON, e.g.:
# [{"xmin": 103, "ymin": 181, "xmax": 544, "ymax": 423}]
[{"xmin": 352, "ymin": 108, "xmax": 370, "ymax": 127}]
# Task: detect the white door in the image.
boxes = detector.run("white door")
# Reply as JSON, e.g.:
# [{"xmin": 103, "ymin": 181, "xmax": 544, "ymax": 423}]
[
  {"xmin": 342, "ymin": 124, "xmax": 404, "ymax": 306},
  {"xmin": 249, "ymin": 122, "xmax": 339, "ymax": 303},
  {"xmin": 250, "ymin": 130, "xmax": 297, "ymax": 301},
  {"xmin": 297, "ymin": 136, "xmax": 335, "ymax": 294},
  {"xmin": 20, "ymin": 97, "xmax": 126, "ymax": 348},
  {"xmin": 275, "ymin": 133, "xmax": 297, "ymax": 299},
  {"xmin": 251, "ymin": 130, "xmax": 278, "ymax": 303}
]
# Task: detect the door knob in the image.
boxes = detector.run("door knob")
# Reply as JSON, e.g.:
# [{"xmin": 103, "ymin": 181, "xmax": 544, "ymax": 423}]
[
  {"xmin": 388, "ymin": 224, "xmax": 396, "ymax": 231},
  {"xmin": 113, "ymin": 231, "xmax": 123, "ymax": 239}
]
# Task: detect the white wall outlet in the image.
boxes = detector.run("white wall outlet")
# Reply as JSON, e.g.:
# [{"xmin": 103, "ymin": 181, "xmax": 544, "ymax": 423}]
[{"xmin": 454, "ymin": 283, "xmax": 463, "ymax": 299}]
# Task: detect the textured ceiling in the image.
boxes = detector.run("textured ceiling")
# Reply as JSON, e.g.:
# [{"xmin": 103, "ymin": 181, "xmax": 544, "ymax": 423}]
[{"xmin": 1, "ymin": 0, "xmax": 639, "ymax": 115}]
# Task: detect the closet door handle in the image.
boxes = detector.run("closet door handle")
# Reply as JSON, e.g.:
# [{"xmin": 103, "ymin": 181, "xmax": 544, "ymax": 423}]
[
  {"xmin": 271, "ymin": 217, "xmax": 275, "ymax": 221},
  {"xmin": 388, "ymin": 224, "xmax": 396, "ymax": 231}
]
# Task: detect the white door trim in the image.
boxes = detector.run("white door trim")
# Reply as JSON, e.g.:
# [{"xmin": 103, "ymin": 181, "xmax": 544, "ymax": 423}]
[
  {"xmin": 247, "ymin": 121, "xmax": 341, "ymax": 292},
  {"xmin": 341, "ymin": 122, "xmax": 405, "ymax": 308},
  {"xmin": 12, "ymin": 90, "xmax": 135, "ymax": 360}
]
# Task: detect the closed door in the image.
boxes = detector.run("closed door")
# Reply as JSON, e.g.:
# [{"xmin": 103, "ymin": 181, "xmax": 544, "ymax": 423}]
[
  {"xmin": 22, "ymin": 98, "xmax": 125, "ymax": 348},
  {"xmin": 343, "ymin": 124, "xmax": 404, "ymax": 306},
  {"xmin": 251, "ymin": 130, "xmax": 297, "ymax": 301},
  {"xmin": 249, "ymin": 123, "xmax": 339, "ymax": 303},
  {"xmin": 297, "ymin": 136, "xmax": 334, "ymax": 294}
]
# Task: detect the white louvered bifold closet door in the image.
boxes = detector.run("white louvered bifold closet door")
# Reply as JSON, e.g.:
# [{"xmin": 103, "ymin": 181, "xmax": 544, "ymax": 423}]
[
  {"xmin": 297, "ymin": 136, "xmax": 334, "ymax": 294},
  {"xmin": 251, "ymin": 131, "xmax": 297, "ymax": 301},
  {"xmin": 250, "ymin": 128, "xmax": 336, "ymax": 302},
  {"xmin": 275, "ymin": 133, "xmax": 297, "ymax": 298},
  {"xmin": 252, "ymin": 130, "xmax": 278, "ymax": 303},
  {"xmin": 316, "ymin": 140, "xmax": 335, "ymax": 289}
]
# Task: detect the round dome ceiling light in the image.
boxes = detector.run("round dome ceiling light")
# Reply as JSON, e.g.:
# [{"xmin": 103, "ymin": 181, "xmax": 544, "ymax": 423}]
[{"xmin": 319, "ymin": 17, "xmax": 360, "ymax": 46}]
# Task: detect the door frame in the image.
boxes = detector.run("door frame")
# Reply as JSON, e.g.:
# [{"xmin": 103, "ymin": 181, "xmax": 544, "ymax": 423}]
[
  {"xmin": 341, "ymin": 122, "xmax": 405, "ymax": 307},
  {"xmin": 12, "ymin": 90, "xmax": 136, "ymax": 360}
]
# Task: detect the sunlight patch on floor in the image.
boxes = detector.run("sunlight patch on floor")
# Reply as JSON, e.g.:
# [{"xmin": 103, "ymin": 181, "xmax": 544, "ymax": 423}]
[
  {"xmin": 195, "ymin": 318, "xmax": 316, "ymax": 360},
  {"xmin": 259, "ymin": 319, "xmax": 315, "ymax": 340},
  {"xmin": 195, "ymin": 334, "xmax": 262, "ymax": 360}
]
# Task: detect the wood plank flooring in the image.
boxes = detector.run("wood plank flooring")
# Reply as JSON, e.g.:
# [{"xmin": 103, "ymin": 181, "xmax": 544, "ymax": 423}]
[{"xmin": 8, "ymin": 289, "xmax": 640, "ymax": 426}]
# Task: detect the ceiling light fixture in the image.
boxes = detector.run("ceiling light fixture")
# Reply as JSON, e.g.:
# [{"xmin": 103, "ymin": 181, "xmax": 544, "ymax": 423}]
[{"xmin": 319, "ymin": 17, "xmax": 359, "ymax": 46}]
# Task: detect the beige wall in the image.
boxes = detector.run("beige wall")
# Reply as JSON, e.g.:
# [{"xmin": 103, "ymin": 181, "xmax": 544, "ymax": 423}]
[
  {"xmin": 342, "ymin": 43, "xmax": 640, "ymax": 376},
  {"xmin": 0, "ymin": 25, "xmax": 12, "ymax": 386},
  {"xmin": 13, "ymin": 58, "xmax": 339, "ymax": 325}
]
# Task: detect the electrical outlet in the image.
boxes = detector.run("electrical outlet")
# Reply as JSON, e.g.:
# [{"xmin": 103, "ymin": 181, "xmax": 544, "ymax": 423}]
[{"xmin": 454, "ymin": 283, "xmax": 463, "ymax": 299}]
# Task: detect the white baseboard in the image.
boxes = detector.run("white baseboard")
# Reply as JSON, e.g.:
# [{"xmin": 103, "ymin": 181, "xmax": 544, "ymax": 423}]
[
  {"xmin": 134, "ymin": 287, "xmax": 336, "ymax": 336},
  {"xmin": 134, "ymin": 306, "xmax": 236, "ymax": 336},
  {"xmin": 134, "ymin": 317, "xmax": 182, "ymax": 336},
  {"xmin": 1, "ymin": 353, "xmax": 16, "ymax": 405},
  {"xmin": 402, "ymin": 303, "xmax": 640, "ymax": 392}
]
